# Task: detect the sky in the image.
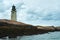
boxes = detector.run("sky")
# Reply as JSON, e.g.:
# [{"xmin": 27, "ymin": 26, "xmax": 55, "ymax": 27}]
[{"xmin": 0, "ymin": 0, "xmax": 60, "ymax": 26}]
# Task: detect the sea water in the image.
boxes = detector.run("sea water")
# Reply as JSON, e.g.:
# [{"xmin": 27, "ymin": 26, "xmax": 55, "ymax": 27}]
[{"xmin": 0, "ymin": 32, "xmax": 60, "ymax": 40}]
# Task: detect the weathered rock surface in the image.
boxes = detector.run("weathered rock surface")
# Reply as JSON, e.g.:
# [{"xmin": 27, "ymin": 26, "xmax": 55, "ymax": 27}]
[{"xmin": 0, "ymin": 19, "xmax": 60, "ymax": 38}]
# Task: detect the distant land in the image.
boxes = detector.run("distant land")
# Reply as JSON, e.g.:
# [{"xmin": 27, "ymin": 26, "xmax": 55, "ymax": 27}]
[{"xmin": 0, "ymin": 19, "xmax": 60, "ymax": 38}]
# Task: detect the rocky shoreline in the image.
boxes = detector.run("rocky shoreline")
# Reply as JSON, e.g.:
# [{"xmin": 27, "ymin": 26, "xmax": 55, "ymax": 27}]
[{"xmin": 0, "ymin": 19, "xmax": 60, "ymax": 38}]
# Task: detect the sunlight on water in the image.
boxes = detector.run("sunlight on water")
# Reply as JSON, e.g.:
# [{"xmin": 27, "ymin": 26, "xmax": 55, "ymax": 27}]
[{"xmin": 0, "ymin": 32, "xmax": 60, "ymax": 40}]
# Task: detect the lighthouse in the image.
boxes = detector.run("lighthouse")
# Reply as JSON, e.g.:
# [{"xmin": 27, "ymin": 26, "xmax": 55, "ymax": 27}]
[{"xmin": 11, "ymin": 5, "xmax": 17, "ymax": 21}]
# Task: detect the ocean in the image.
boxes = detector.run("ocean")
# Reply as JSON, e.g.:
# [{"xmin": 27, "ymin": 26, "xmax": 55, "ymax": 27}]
[{"xmin": 0, "ymin": 31, "xmax": 60, "ymax": 40}]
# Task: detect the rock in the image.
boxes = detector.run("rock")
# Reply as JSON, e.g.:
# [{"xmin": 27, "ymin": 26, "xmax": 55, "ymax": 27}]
[{"xmin": 0, "ymin": 19, "xmax": 60, "ymax": 38}]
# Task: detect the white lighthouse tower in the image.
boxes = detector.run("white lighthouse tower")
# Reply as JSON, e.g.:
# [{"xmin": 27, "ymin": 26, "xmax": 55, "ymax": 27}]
[{"xmin": 11, "ymin": 5, "xmax": 17, "ymax": 21}]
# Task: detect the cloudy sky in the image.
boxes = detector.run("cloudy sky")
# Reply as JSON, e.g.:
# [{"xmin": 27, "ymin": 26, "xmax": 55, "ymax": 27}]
[{"xmin": 0, "ymin": 0, "xmax": 60, "ymax": 26}]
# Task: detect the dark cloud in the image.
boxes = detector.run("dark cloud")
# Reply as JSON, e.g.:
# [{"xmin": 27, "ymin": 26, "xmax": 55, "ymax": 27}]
[
  {"xmin": 25, "ymin": 9, "xmax": 60, "ymax": 21},
  {"xmin": 16, "ymin": 2, "xmax": 25, "ymax": 11},
  {"xmin": 42, "ymin": 13, "xmax": 53, "ymax": 20},
  {"xmin": 42, "ymin": 11, "xmax": 60, "ymax": 20},
  {"xmin": 26, "ymin": 9, "xmax": 41, "ymax": 21}
]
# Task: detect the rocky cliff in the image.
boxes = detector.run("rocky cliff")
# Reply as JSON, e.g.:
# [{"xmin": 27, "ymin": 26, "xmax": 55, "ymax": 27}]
[{"xmin": 0, "ymin": 19, "xmax": 60, "ymax": 38}]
